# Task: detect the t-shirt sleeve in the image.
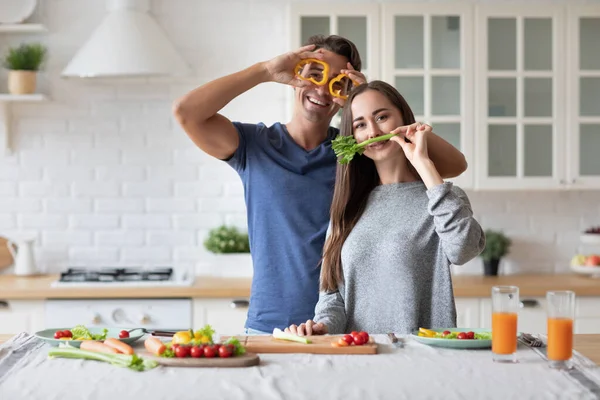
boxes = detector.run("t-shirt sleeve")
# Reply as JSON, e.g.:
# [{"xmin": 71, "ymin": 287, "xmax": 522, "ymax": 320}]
[{"xmin": 223, "ymin": 122, "xmax": 258, "ymax": 173}]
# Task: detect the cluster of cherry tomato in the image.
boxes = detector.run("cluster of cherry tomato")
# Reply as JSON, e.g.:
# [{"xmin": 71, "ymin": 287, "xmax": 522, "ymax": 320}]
[
  {"xmin": 337, "ymin": 331, "xmax": 369, "ymax": 346},
  {"xmin": 443, "ymin": 330, "xmax": 476, "ymax": 339},
  {"xmin": 53, "ymin": 330, "xmax": 73, "ymax": 339},
  {"xmin": 171, "ymin": 343, "xmax": 235, "ymax": 358}
]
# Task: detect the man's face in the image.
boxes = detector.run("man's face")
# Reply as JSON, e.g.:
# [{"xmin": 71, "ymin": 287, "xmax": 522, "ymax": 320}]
[{"xmin": 294, "ymin": 49, "xmax": 349, "ymax": 124}]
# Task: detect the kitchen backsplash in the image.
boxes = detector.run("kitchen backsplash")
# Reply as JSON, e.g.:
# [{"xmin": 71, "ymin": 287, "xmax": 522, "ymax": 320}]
[{"xmin": 0, "ymin": 0, "xmax": 598, "ymax": 276}]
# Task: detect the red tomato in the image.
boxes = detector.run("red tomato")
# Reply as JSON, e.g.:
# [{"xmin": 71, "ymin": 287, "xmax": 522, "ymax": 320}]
[
  {"xmin": 62, "ymin": 330, "xmax": 73, "ymax": 338},
  {"xmin": 171, "ymin": 343, "xmax": 180, "ymax": 352},
  {"xmin": 353, "ymin": 335, "xmax": 366, "ymax": 346},
  {"xmin": 337, "ymin": 338, "xmax": 350, "ymax": 346},
  {"xmin": 457, "ymin": 332, "xmax": 467, "ymax": 340},
  {"xmin": 190, "ymin": 346, "xmax": 203, "ymax": 358},
  {"xmin": 466, "ymin": 331, "xmax": 475, "ymax": 340},
  {"xmin": 218, "ymin": 345, "xmax": 233, "ymax": 358},
  {"xmin": 359, "ymin": 331, "xmax": 369, "ymax": 342},
  {"xmin": 442, "ymin": 330, "xmax": 451, "ymax": 336},
  {"xmin": 203, "ymin": 345, "xmax": 216, "ymax": 358},
  {"xmin": 175, "ymin": 345, "xmax": 190, "ymax": 358},
  {"xmin": 350, "ymin": 331, "xmax": 359, "ymax": 337},
  {"xmin": 341, "ymin": 334, "xmax": 354, "ymax": 345},
  {"xmin": 54, "ymin": 331, "xmax": 64, "ymax": 339},
  {"xmin": 224, "ymin": 344, "xmax": 235, "ymax": 354},
  {"xmin": 118, "ymin": 330, "xmax": 129, "ymax": 339}
]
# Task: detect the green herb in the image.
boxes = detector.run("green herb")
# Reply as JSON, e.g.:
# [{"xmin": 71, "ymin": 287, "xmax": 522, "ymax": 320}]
[
  {"xmin": 272, "ymin": 328, "xmax": 311, "ymax": 344},
  {"xmin": 204, "ymin": 225, "xmax": 250, "ymax": 254},
  {"xmin": 48, "ymin": 346, "xmax": 157, "ymax": 372},
  {"xmin": 480, "ymin": 230, "xmax": 511, "ymax": 262},
  {"xmin": 70, "ymin": 325, "xmax": 108, "ymax": 341},
  {"xmin": 224, "ymin": 337, "xmax": 246, "ymax": 356},
  {"xmin": 193, "ymin": 324, "xmax": 216, "ymax": 344},
  {"xmin": 3, "ymin": 43, "xmax": 47, "ymax": 71},
  {"xmin": 331, "ymin": 132, "xmax": 398, "ymax": 164}
]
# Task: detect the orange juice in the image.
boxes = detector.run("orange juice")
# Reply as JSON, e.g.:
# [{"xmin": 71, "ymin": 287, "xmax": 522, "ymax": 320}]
[
  {"xmin": 547, "ymin": 318, "xmax": 573, "ymax": 361},
  {"xmin": 492, "ymin": 312, "xmax": 518, "ymax": 354}
]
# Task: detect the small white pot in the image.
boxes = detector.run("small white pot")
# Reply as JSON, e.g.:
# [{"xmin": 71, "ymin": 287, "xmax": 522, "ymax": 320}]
[{"xmin": 211, "ymin": 253, "xmax": 253, "ymax": 278}]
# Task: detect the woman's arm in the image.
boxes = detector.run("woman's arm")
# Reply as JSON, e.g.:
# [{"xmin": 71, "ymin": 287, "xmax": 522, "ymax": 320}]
[
  {"xmin": 313, "ymin": 290, "xmax": 347, "ymax": 335},
  {"xmin": 426, "ymin": 132, "xmax": 468, "ymax": 179}
]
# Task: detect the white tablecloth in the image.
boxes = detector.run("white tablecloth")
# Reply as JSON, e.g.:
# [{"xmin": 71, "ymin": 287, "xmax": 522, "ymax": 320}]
[{"xmin": 1, "ymin": 333, "xmax": 600, "ymax": 400}]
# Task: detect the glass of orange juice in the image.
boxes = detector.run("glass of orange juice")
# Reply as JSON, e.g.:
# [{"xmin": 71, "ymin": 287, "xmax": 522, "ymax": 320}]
[
  {"xmin": 547, "ymin": 290, "xmax": 575, "ymax": 369},
  {"xmin": 492, "ymin": 286, "xmax": 519, "ymax": 363}
]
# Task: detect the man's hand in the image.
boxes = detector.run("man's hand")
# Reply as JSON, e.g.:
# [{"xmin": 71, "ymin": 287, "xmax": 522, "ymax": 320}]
[
  {"xmin": 263, "ymin": 44, "xmax": 325, "ymax": 88},
  {"xmin": 285, "ymin": 320, "xmax": 328, "ymax": 336},
  {"xmin": 333, "ymin": 62, "xmax": 367, "ymax": 107}
]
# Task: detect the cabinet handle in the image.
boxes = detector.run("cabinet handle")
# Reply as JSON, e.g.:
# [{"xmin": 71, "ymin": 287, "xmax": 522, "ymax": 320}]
[
  {"xmin": 0, "ymin": 300, "xmax": 8, "ymax": 309},
  {"xmin": 230, "ymin": 300, "xmax": 249, "ymax": 309},
  {"xmin": 520, "ymin": 299, "xmax": 540, "ymax": 308},
  {"xmin": 559, "ymin": 179, "xmax": 566, "ymax": 185}
]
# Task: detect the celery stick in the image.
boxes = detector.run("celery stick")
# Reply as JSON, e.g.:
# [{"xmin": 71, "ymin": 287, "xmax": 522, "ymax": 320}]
[
  {"xmin": 272, "ymin": 328, "xmax": 311, "ymax": 344},
  {"xmin": 48, "ymin": 347, "xmax": 157, "ymax": 371}
]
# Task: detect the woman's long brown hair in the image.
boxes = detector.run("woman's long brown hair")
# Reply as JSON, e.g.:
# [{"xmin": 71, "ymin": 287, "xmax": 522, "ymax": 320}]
[{"xmin": 320, "ymin": 80, "xmax": 417, "ymax": 292}]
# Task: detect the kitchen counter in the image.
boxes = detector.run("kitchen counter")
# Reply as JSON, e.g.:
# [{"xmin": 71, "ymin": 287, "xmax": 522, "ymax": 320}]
[
  {"xmin": 2, "ymin": 273, "xmax": 600, "ymax": 300},
  {"xmin": 0, "ymin": 275, "xmax": 253, "ymax": 299}
]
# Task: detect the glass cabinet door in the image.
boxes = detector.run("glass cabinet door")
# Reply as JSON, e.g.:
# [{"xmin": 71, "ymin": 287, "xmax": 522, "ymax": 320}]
[
  {"xmin": 568, "ymin": 7, "xmax": 600, "ymax": 187},
  {"xmin": 382, "ymin": 4, "xmax": 473, "ymax": 189},
  {"xmin": 476, "ymin": 6, "xmax": 564, "ymax": 189},
  {"xmin": 290, "ymin": 4, "xmax": 380, "ymax": 126}
]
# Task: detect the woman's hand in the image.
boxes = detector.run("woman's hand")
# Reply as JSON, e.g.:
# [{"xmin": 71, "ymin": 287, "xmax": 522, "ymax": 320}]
[
  {"xmin": 285, "ymin": 320, "xmax": 328, "ymax": 336},
  {"xmin": 263, "ymin": 45, "xmax": 324, "ymax": 88},
  {"xmin": 333, "ymin": 62, "xmax": 367, "ymax": 107},
  {"xmin": 390, "ymin": 122, "xmax": 432, "ymax": 165}
]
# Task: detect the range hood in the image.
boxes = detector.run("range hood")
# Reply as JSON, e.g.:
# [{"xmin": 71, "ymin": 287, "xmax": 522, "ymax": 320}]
[{"xmin": 62, "ymin": 0, "xmax": 190, "ymax": 78}]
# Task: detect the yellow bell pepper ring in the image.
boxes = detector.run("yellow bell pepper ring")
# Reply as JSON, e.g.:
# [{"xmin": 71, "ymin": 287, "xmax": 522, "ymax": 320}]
[
  {"xmin": 418, "ymin": 327, "xmax": 436, "ymax": 337},
  {"xmin": 294, "ymin": 58, "xmax": 330, "ymax": 86},
  {"xmin": 329, "ymin": 73, "xmax": 360, "ymax": 100},
  {"xmin": 172, "ymin": 330, "xmax": 192, "ymax": 344}
]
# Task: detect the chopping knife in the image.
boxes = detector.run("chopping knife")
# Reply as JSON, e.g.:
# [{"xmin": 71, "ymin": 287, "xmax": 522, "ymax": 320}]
[{"xmin": 127, "ymin": 328, "xmax": 177, "ymax": 337}]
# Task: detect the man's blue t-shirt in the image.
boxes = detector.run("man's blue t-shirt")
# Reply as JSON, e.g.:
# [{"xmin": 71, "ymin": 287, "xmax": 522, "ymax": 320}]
[{"xmin": 225, "ymin": 122, "xmax": 338, "ymax": 332}]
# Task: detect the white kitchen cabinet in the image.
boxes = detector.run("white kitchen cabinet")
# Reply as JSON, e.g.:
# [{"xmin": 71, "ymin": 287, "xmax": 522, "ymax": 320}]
[
  {"xmin": 574, "ymin": 297, "xmax": 600, "ymax": 333},
  {"xmin": 455, "ymin": 298, "xmax": 481, "ymax": 328},
  {"xmin": 192, "ymin": 298, "xmax": 249, "ymax": 336},
  {"xmin": 480, "ymin": 297, "xmax": 548, "ymax": 334},
  {"xmin": 475, "ymin": 5, "xmax": 566, "ymax": 190},
  {"xmin": 381, "ymin": 3, "xmax": 474, "ymax": 190},
  {"xmin": 566, "ymin": 6, "xmax": 600, "ymax": 189},
  {"xmin": 0, "ymin": 300, "xmax": 45, "ymax": 334}
]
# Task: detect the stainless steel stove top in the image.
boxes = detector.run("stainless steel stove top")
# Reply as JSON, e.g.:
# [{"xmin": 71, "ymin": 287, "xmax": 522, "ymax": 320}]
[{"xmin": 51, "ymin": 267, "xmax": 194, "ymax": 287}]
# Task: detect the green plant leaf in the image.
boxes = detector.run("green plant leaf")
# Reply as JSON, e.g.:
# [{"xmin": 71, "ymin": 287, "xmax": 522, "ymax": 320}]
[
  {"xmin": 480, "ymin": 229, "xmax": 511, "ymax": 262},
  {"xmin": 204, "ymin": 225, "xmax": 250, "ymax": 254},
  {"xmin": 3, "ymin": 43, "xmax": 47, "ymax": 71}
]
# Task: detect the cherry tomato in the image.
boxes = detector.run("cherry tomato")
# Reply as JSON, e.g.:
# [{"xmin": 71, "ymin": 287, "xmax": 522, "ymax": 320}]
[
  {"xmin": 341, "ymin": 334, "xmax": 354, "ymax": 345},
  {"xmin": 442, "ymin": 330, "xmax": 451, "ymax": 336},
  {"xmin": 353, "ymin": 335, "xmax": 366, "ymax": 346},
  {"xmin": 190, "ymin": 346, "xmax": 203, "ymax": 358},
  {"xmin": 203, "ymin": 345, "xmax": 216, "ymax": 358},
  {"xmin": 224, "ymin": 344, "xmax": 235, "ymax": 354},
  {"xmin": 350, "ymin": 331, "xmax": 359, "ymax": 337},
  {"xmin": 457, "ymin": 332, "xmax": 467, "ymax": 340},
  {"xmin": 337, "ymin": 338, "xmax": 350, "ymax": 346},
  {"xmin": 466, "ymin": 331, "xmax": 475, "ymax": 340},
  {"xmin": 54, "ymin": 331, "xmax": 64, "ymax": 339},
  {"xmin": 175, "ymin": 345, "xmax": 190, "ymax": 358},
  {"xmin": 119, "ymin": 330, "xmax": 129, "ymax": 339},
  {"xmin": 62, "ymin": 330, "xmax": 72, "ymax": 338},
  {"xmin": 358, "ymin": 331, "xmax": 369, "ymax": 342},
  {"xmin": 171, "ymin": 343, "xmax": 180, "ymax": 352},
  {"xmin": 218, "ymin": 345, "xmax": 233, "ymax": 358}
]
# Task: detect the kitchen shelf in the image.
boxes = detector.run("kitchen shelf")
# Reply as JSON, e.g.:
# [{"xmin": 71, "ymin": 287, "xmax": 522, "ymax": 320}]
[
  {"xmin": 0, "ymin": 24, "xmax": 46, "ymax": 33},
  {"xmin": 0, "ymin": 94, "xmax": 49, "ymax": 155}
]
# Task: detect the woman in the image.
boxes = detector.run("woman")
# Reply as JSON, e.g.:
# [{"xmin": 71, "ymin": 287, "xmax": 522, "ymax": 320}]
[{"xmin": 286, "ymin": 80, "xmax": 485, "ymax": 336}]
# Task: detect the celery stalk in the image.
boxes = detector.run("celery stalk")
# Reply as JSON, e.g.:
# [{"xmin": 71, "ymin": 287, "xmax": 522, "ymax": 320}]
[
  {"xmin": 272, "ymin": 328, "xmax": 311, "ymax": 344},
  {"xmin": 48, "ymin": 347, "xmax": 157, "ymax": 371}
]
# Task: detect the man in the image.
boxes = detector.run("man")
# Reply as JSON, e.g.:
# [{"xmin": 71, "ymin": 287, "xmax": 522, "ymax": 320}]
[{"xmin": 173, "ymin": 35, "xmax": 467, "ymax": 334}]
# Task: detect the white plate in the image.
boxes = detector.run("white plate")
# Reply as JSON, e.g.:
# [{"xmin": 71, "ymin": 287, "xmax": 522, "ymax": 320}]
[
  {"xmin": 0, "ymin": 0, "xmax": 37, "ymax": 24},
  {"xmin": 570, "ymin": 264, "xmax": 600, "ymax": 277},
  {"xmin": 581, "ymin": 234, "xmax": 600, "ymax": 245}
]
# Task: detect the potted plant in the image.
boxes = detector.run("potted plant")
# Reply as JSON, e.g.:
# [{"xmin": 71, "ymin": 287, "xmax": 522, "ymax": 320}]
[
  {"xmin": 204, "ymin": 225, "xmax": 252, "ymax": 277},
  {"xmin": 480, "ymin": 229, "xmax": 511, "ymax": 276},
  {"xmin": 3, "ymin": 42, "xmax": 47, "ymax": 95}
]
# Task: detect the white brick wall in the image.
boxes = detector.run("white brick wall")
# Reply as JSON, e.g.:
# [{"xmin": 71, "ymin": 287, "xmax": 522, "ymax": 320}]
[{"xmin": 0, "ymin": 0, "xmax": 599, "ymax": 276}]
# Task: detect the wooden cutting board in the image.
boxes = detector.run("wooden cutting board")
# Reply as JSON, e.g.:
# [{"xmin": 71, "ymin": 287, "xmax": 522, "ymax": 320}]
[
  {"xmin": 140, "ymin": 351, "xmax": 260, "ymax": 368},
  {"xmin": 224, "ymin": 335, "xmax": 378, "ymax": 355},
  {"xmin": 0, "ymin": 237, "xmax": 14, "ymax": 272}
]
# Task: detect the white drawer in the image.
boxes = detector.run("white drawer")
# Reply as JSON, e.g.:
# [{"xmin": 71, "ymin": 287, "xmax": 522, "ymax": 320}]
[{"xmin": 576, "ymin": 298, "xmax": 600, "ymax": 318}]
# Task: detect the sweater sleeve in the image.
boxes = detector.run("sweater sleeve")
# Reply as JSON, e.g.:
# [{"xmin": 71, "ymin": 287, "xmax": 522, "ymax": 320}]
[
  {"xmin": 313, "ymin": 290, "xmax": 347, "ymax": 334},
  {"xmin": 426, "ymin": 182, "xmax": 485, "ymax": 265}
]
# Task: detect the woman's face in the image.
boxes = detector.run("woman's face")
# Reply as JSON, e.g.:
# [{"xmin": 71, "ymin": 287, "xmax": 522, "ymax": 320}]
[{"xmin": 350, "ymin": 89, "xmax": 404, "ymax": 162}]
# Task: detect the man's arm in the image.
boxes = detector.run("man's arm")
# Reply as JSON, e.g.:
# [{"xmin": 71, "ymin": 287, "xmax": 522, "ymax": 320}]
[
  {"xmin": 172, "ymin": 63, "xmax": 268, "ymax": 160},
  {"xmin": 426, "ymin": 132, "xmax": 468, "ymax": 179},
  {"xmin": 172, "ymin": 44, "xmax": 323, "ymax": 160}
]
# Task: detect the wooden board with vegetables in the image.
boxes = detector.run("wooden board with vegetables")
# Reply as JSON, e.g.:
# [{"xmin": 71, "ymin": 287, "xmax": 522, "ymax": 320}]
[
  {"xmin": 141, "ymin": 325, "xmax": 260, "ymax": 368},
  {"xmin": 223, "ymin": 329, "xmax": 378, "ymax": 355}
]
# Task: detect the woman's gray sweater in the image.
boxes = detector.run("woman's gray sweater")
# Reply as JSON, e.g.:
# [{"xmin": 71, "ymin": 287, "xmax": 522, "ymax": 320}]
[{"xmin": 314, "ymin": 181, "xmax": 485, "ymax": 334}]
